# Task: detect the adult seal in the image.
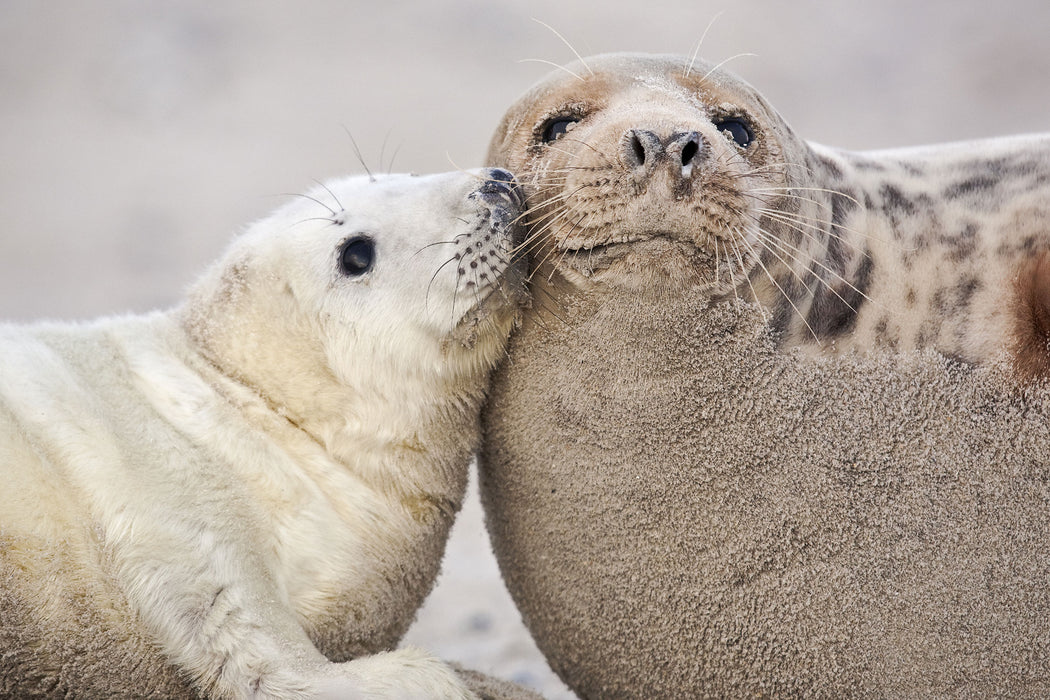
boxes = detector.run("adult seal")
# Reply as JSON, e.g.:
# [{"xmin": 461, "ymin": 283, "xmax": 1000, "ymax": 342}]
[
  {"xmin": 0, "ymin": 167, "xmax": 541, "ymax": 700},
  {"xmin": 486, "ymin": 52, "xmax": 1050, "ymax": 375},
  {"xmin": 479, "ymin": 53, "xmax": 1050, "ymax": 698}
]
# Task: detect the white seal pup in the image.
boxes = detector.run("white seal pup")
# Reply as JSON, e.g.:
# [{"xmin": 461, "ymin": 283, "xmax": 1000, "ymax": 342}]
[
  {"xmin": 486, "ymin": 52, "xmax": 1050, "ymax": 377},
  {"xmin": 0, "ymin": 168, "xmax": 529, "ymax": 699}
]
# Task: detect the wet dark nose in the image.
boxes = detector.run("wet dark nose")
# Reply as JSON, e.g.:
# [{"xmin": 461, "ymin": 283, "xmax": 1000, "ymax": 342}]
[
  {"xmin": 488, "ymin": 167, "xmax": 516, "ymax": 184},
  {"xmin": 478, "ymin": 167, "xmax": 525, "ymax": 209},
  {"xmin": 623, "ymin": 129, "xmax": 703, "ymax": 181}
]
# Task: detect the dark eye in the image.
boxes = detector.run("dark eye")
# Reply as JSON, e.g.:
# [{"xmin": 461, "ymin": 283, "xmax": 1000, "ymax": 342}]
[
  {"xmin": 339, "ymin": 236, "xmax": 374, "ymax": 276},
  {"xmin": 541, "ymin": 117, "xmax": 580, "ymax": 143},
  {"xmin": 715, "ymin": 119, "xmax": 753, "ymax": 148}
]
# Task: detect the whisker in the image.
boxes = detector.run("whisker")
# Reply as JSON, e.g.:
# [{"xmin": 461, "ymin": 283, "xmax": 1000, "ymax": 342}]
[
  {"xmin": 726, "ymin": 234, "xmax": 769, "ymax": 321},
  {"xmin": 281, "ymin": 191, "xmax": 338, "ymax": 217},
  {"xmin": 683, "ymin": 11, "xmax": 725, "ymax": 79},
  {"xmin": 756, "ymin": 207, "xmax": 878, "ymax": 255},
  {"xmin": 342, "ymin": 126, "xmax": 375, "ymax": 183},
  {"xmin": 311, "ymin": 179, "xmax": 345, "ymax": 214},
  {"xmin": 716, "ymin": 238, "xmax": 741, "ymax": 306},
  {"xmin": 530, "ymin": 18, "xmax": 593, "ymax": 76},
  {"xmin": 752, "ymin": 185, "xmax": 864, "ymax": 209},
  {"xmin": 426, "ymin": 254, "xmax": 461, "ymax": 316},
  {"xmin": 753, "ymin": 227, "xmax": 870, "ymax": 313},
  {"xmin": 546, "ymin": 137, "xmax": 617, "ymax": 167},
  {"xmin": 701, "ymin": 53, "xmax": 758, "ymax": 82},
  {"xmin": 412, "ymin": 238, "xmax": 461, "ymax": 259},
  {"xmin": 517, "ymin": 58, "xmax": 585, "ymax": 82},
  {"xmin": 291, "ymin": 216, "xmax": 341, "ymax": 228},
  {"xmin": 739, "ymin": 189, "xmax": 831, "ymax": 213},
  {"xmin": 386, "ymin": 141, "xmax": 404, "ymax": 175},
  {"xmin": 738, "ymin": 233, "xmax": 820, "ymax": 343},
  {"xmin": 752, "ymin": 223, "xmax": 855, "ymax": 289}
]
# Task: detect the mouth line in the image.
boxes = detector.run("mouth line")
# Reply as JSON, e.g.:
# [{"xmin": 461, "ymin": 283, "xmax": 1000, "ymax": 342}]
[{"xmin": 556, "ymin": 232, "xmax": 658, "ymax": 255}]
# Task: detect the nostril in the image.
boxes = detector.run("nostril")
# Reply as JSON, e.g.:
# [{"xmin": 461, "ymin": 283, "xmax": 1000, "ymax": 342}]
[
  {"xmin": 631, "ymin": 132, "xmax": 647, "ymax": 167},
  {"xmin": 681, "ymin": 137, "xmax": 699, "ymax": 166},
  {"xmin": 625, "ymin": 129, "xmax": 662, "ymax": 171}
]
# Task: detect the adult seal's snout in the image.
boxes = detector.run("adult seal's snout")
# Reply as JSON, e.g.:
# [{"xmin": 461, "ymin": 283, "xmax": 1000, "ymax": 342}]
[{"xmin": 625, "ymin": 129, "xmax": 703, "ymax": 183}]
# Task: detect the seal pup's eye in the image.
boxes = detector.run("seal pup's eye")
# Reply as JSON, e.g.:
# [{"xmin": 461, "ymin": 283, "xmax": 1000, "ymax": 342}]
[
  {"xmin": 541, "ymin": 117, "xmax": 580, "ymax": 143},
  {"xmin": 714, "ymin": 119, "xmax": 753, "ymax": 148},
  {"xmin": 338, "ymin": 236, "xmax": 375, "ymax": 276}
]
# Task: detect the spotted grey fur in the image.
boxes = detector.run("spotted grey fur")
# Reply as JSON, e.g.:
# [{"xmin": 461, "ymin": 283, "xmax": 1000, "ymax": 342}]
[{"xmin": 486, "ymin": 53, "xmax": 1050, "ymax": 372}]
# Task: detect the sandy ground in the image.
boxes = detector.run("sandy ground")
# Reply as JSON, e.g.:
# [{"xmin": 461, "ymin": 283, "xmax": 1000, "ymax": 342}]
[{"xmin": 3, "ymin": 1, "xmax": 1049, "ymax": 697}]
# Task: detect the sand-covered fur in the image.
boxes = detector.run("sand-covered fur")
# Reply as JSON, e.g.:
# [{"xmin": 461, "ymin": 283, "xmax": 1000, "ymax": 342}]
[
  {"xmin": 1, "ymin": 169, "xmax": 530, "ymax": 698},
  {"xmin": 481, "ymin": 287, "xmax": 1050, "ymax": 698}
]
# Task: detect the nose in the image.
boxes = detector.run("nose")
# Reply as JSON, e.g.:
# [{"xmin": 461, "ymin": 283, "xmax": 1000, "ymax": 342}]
[
  {"xmin": 478, "ymin": 167, "xmax": 526, "ymax": 209},
  {"xmin": 623, "ymin": 129, "xmax": 703, "ymax": 181},
  {"xmin": 487, "ymin": 167, "xmax": 516, "ymax": 184}
]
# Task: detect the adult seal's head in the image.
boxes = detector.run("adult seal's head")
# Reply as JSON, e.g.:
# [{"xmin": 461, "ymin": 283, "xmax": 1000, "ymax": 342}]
[
  {"xmin": 487, "ymin": 52, "xmax": 1050, "ymax": 366},
  {"xmin": 487, "ymin": 52, "xmax": 805, "ymax": 295}
]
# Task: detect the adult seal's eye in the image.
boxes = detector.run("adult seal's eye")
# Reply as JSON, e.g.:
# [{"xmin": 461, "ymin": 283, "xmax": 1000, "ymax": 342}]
[
  {"xmin": 339, "ymin": 236, "xmax": 375, "ymax": 276},
  {"xmin": 541, "ymin": 117, "xmax": 580, "ymax": 143},
  {"xmin": 715, "ymin": 119, "xmax": 753, "ymax": 148}
]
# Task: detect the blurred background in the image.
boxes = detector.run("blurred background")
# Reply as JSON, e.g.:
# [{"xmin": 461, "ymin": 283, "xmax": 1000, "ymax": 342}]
[{"xmin": 2, "ymin": 1, "xmax": 1048, "ymax": 697}]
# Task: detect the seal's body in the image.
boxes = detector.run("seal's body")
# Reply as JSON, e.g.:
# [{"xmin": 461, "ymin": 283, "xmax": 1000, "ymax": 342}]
[
  {"xmin": 480, "ymin": 52, "xmax": 1050, "ymax": 697},
  {"xmin": 1, "ymin": 169, "xmax": 527, "ymax": 699},
  {"xmin": 487, "ymin": 53, "xmax": 1050, "ymax": 373}
]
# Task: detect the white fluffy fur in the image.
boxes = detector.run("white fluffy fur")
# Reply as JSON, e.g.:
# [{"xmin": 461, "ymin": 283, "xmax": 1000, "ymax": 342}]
[{"xmin": 0, "ymin": 171, "xmax": 524, "ymax": 699}]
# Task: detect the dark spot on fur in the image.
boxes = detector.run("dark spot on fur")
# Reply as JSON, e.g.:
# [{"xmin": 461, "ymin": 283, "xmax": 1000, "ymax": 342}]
[
  {"xmin": 879, "ymin": 183, "xmax": 918, "ymax": 216},
  {"xmin": 823, "ymin": 231, "xmax": 847, "ymax": 276},
  {"xmin": 943, "ymin": 174, "xmax": 999, "ymax": 201},
  {"xmin": 805, "ymin": 253, "xmax": 873, "ymax": 338},
  {"xmin": 900, "ymin": 161, "xmax": 925, "ymax": 177},
  {"xmin": 932, "ymin": 277, "xmax": 981, "ymax": 314},
  {"xmin": 905, "ymin": 289, "xmax": 917, "ymax": 307},
  {"xmin": 830, "ymin": 191, "xmax": 859, "ymax": 232},
  {"xmin": 915, "ymin": 320, "xmax": 939, "ymax": 348},
  {"xmin": 956, "ymin": 277, "xmax": 981, "ymax": 307},
  {"xmin": 848, "ymin": 154, "xmax": 886, "ymax": 173},
  {"xmin": 873, "ymin": 316, "xmax": 890, "ymax": 337},
  {"xmin": 816, "ymin": 155, "xmax": 844, "ymax": 180},
  {"xmin": 947, "ymin": 223, "xmax": 979, "ymax": 262},
  {"xmin": 767, "ymin": 293, "xmax": 798, "ymax": 338}
]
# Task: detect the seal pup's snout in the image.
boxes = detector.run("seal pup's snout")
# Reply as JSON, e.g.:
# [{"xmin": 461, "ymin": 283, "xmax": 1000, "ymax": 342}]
[
  {"xmin": 474, "ymin": 167, "xmax": 527, "ymax": 248},
  {"xmin": 448, "ymin": 168, "xmax": 529, "ymax": 345},
  {"xmin": 624, "ymin": 129, "xmax": 704, "ymax": 184},
  {"xmin": 477, "ymin": 167, "xmax": 526, "ymax": 211}
]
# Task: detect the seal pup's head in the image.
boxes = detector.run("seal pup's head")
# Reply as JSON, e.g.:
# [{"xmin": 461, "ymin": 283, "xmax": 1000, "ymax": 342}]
[
  {"xmin": 488, "ymin": 52, "xmax": 813, "ymax": 298},
  {"xmin": 181, "ymin": 169, "xmax": 527, "ymax": 451}
]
